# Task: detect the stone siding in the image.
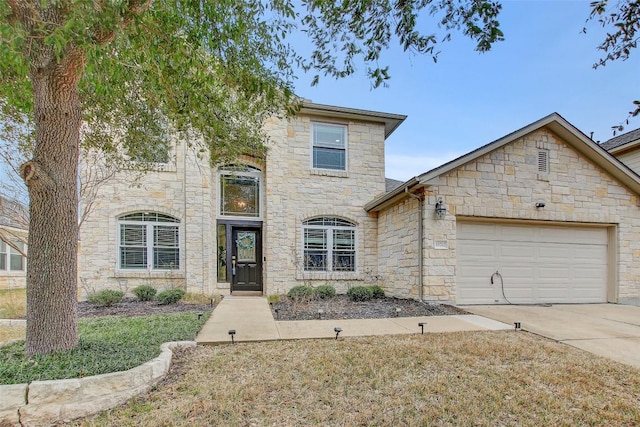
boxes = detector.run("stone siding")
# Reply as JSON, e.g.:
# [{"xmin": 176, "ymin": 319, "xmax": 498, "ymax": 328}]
[
  {"xmin": 378, "ymin": 128, "xmax": 640, "ymax": 304},
  {"xmin": 264, "ymin": 115, "xmax": 385, "ymax": 295},
  {"xmin": 79, "ymin": 112, "xmax": 388, "ymax": 298},
  {"xmin": 377, "ymin": 197, "xmax": 421, "ymax": 299}
]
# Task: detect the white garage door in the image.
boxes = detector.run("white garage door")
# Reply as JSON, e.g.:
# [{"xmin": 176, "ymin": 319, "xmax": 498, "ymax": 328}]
[{"xmin": 457, "ymin": 222, "xmax": 608, "ymax": 305}]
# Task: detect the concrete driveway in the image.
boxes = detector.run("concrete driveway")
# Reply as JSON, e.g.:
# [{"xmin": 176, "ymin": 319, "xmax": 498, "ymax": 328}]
[{"xmin": 464, "ymin": 304, "xmax": 640, "ymax": 369}]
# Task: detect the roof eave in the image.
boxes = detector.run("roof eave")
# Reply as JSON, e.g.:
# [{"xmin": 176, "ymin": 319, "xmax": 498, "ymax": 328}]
[
  {"xmin": 300, "ymin": 102, "xmax": 407, "ymax": 138},
  {"xmin": 365, "ymin": 178, "xmax": 422, "ymax": 212}
]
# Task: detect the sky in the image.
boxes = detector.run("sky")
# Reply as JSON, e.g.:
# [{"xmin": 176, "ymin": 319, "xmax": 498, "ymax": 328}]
[{"xmin": 291, "ymin": 0, "xmax": 640, "ymax": 181}]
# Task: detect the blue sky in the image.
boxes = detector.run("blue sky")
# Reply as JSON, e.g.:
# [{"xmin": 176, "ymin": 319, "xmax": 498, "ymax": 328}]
[{"xmin": 292, "ymin": 0, "xmax": 640, "ymax": 181}]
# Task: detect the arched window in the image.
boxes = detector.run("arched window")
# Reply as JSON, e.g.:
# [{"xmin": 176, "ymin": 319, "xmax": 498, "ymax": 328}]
[
  {"xmin": 303, "ymin": 217, "xmax": 356, "ymax": 272},
  {"xmin": 218, "ymin": 164, "xmax": 262, "ymax": 218},
  {"xmin": 118, "ymin": 212, "xmax": 180, "ymax": 270}
]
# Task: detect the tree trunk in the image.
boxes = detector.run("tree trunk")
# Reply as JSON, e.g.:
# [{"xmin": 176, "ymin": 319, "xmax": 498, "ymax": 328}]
[{"xmin": 23, "ymin": 50, "xmax": 84, "ymax": 355}]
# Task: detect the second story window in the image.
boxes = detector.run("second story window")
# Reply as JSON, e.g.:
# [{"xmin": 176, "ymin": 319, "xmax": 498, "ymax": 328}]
[{"xmin": 312, "ymin": 123, "xmax": 347, "ymax": 171}]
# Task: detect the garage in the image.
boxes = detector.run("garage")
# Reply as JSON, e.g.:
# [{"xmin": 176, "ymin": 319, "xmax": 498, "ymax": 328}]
[{"xmin": 456, "ymin": 221, "xmax": 609, "ymax": 305}]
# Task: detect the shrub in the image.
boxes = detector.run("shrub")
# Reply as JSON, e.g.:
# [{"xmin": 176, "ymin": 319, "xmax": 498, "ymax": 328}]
[
  {"xmin": 87, "ymin": 290, "xmax": 125, "ymax": 307},
  {"xmin": 347, "ymin": 286, "xmax": 374, "ymax": 302},
  {"xmin": 132, "ymin": 285, "xmax": 157, "ymax": 302},
  {"xmin": 287, "ymin": 285, "xmax": 314, "ymax": 302},
  {"xmin": 370, "ymin": 285, "xmax": 385, "ymax": 299},
  {"xmin": 156, "ymin": 289, "xmax": 186, "ymax": 305},
  {"xmin": 267, "ymin": 294, "xmax": 281, "ymax": 304},
  {"xmin": 314, "ymin": 285, "xmax": 336, "ymax": 299}
]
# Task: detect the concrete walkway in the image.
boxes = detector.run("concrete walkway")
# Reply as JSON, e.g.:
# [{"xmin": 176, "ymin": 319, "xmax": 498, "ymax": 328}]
[
  {"xmin": 196, "ymin": 296, "xmax": 512, "ymax": 345},
  {"xmin": 464, "ymin": 304, "xmax": 640, "ymax": 369}
]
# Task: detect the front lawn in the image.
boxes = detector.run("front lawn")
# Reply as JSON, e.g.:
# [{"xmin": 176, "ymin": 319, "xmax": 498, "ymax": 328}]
[
  {"xmin": 0, "ymin": 288, "xmax": 26, "ymax": 319},
  {"xmin": 75, "ymin": 331, "xmax": 640, "ymax": 426},
  {"xmin": 0, "ymin": 312, "xmax": 210, "ymax": 385}
]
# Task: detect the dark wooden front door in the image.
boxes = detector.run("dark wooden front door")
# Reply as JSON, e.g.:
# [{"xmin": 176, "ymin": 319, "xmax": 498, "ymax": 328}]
[{"xmin": 231, "ymin": 227, "xmax": 262, "ymax": 292}]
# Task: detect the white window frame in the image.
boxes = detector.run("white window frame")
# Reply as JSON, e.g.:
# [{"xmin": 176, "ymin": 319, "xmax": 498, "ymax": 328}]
[
  {"xmin": 0, "ymin": 239, "xmax": 26, "ymax": 272},
  {"xmin": 310, "ymin": 123, "xmax": 348, "ymax": 172},
  {"xmin": 217, "ymin": 164, "xmax": 263, "ymax": 221},
  {"xmin": 302, "ymin": 217, "xmax": 357, "ymax": 272},
  {"xmin": 117, "ymin": 213, "xmax": 181, "ymax": 271}
]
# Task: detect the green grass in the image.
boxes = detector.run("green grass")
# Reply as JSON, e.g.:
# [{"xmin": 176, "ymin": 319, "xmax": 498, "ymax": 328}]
[
  {"xmin": 0, "ymin": 311, "xmax": 210, "ymax": 385},
  {"xmin": 0, "ymin": 288, "xmax": 26, "ymax": 319}
]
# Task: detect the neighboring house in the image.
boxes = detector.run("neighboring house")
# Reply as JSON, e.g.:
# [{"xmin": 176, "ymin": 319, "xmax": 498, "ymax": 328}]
[
  {"xmin": 601, "ymin": 127, "xmax": 640, "ymax": 174},
  {"xmin": 0, "ymin": 194, "xmax": 28, "ymax": 289},
  {"xmin": 79, "ymin": 106, "xmax": 640, "ymax": 306}
]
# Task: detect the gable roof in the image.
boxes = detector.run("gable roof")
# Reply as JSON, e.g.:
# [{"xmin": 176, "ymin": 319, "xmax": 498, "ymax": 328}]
[
  {"xmin": 300, "ymin": 102, "xmax": 407, "ymax": 138},
  {"xmin": 366, "ymin": 113, "xmax": 640, "ymax": 212},
  {"xmin": 600, "ymin": 128, "xmax": 640, "ymax": 153}
]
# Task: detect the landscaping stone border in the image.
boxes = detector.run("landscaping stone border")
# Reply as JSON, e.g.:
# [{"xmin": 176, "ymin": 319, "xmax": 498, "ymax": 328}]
[{"xmin": 0, "ymin": 341, "xmax": 195, "ymax": 426}]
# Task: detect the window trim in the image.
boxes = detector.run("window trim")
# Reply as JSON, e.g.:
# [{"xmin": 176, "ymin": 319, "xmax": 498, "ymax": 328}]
[
  {"xmin": 301, "ymin": 217, "xmax": 357, "ymax": 273},
  {"xmin": 116, "ymin": 212, "xmax": 181, "ymax": 272},
  {"xmin": 310, "ymin": 122, "xmax": 348, "ymax": 173},
  {"xmin": 217, "ymin": 164, "xmax": 263, "ymax": 221}
]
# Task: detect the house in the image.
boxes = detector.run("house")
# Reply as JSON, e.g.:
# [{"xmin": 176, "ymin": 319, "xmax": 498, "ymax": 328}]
[
  {"xmin": 79, "ymin": 106, "xmax": 640, "ymax": 306},
  {"xmin": 0, "ymin": 194, "xmax": 28, "ymax": 289},
  {"xmin": 78, "ymin": 102, "xmax": 406, "ymax": 297},
  {"xmin": 601, "ymin": 127, "xmax": 640, "ymax": 174}
]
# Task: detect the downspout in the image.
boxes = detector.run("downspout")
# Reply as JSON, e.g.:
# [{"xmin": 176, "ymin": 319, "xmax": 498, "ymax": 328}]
[{"xmin": 405, "ymin": 188, "xmax": 423, "ymax": 302}]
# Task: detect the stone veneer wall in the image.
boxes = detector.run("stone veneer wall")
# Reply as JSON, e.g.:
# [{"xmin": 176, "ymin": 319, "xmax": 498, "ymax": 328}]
[
  {"xmin": 78, "ymin": 138, "xmax": 214, "ymax": 298},
  {"xmin": 376, "ymin": 197, "xmax": 421, "ymax": 299},
  {"xmin": 263, "ymin": 115, "xmax": 386, "ymax": 295},
  {"xmin": 79, "ymin": 112, "xmax": 390, "ymax": 298},
  {"xmin": 378, "ymin": 128, "xmax": 640, "ymax": 304}
]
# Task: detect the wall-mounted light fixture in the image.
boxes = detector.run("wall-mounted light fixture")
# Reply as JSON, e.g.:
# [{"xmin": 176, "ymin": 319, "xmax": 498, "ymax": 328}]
[
  {"xmin": 535, "ymin": 201, "xmax": 546, "ymax": 208},
  {"xmin": 435, "ymin": 197, "xmax": 447, "ymax": 219}
]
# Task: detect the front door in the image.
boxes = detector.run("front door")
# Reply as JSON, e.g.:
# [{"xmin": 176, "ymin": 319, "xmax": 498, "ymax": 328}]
[{"xmin": 231, "ymin": 227, "xmax": 262, "ymax": 292}]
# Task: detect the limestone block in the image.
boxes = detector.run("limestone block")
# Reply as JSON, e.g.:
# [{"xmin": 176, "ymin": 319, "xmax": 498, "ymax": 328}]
[{"xmin": 0, "ymin": 383, "xmax": 27, "ymax": 425}]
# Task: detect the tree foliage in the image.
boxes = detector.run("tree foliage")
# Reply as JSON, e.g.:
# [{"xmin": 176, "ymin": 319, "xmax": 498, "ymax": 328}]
[
  {"xmin": 588, "ymin": 0, "xmax": 640, "ymax": 121},
  {"xmin": 0, "ymin": 0, "xmax": 504, "ymax": 355}
]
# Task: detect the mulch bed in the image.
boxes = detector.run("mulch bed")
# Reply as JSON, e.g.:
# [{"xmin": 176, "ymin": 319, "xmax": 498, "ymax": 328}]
[
  {"xmin": 75, "ymin": 295, "xmax": 467, "ymax": 321},
  {"xmin": 269, "ymin": 294, "xmax": 468, "ymax": 321},
  {"xmin": 77, "ymin": 298, "xmax": 214, "ymax": 318}
]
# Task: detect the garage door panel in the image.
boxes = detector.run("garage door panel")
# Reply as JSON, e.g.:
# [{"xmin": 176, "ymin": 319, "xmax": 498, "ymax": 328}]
[
  {"xmin": 498, "ymin": 244, "xmax": 535, "ymax": 259},
  {"xmin": 458, "ymin": 242, "xmax": 497, "ymax": 259},
  {"xmin": 574, "ymin": 246, "xmax": 608, "ymax": 260},
  {"xmin": 457, "ymin": 222, "xmax": 608, "ymax": 305}
]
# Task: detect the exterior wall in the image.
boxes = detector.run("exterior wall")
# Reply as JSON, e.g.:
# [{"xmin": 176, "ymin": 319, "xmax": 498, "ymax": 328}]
[
  {"xmin": 615, "ymin": 149, "xmax": 640, "ymax": 175},
  {"xmin": 78, "ymin": 138, "xmax": 212, "ymax": 298},
  {"xmin": 376, "ymin": 197, "xmax": 421, "ymax": 299},
  {"xmin": 263, "ymin": 114, "xmax": 386, "ymax": 295},
  {"xmin": 79, "ymin": 111, "xmax": 389, "ymax": 298},
  {"xmin": 409, "ymin": 128, "xmax": 640, "ymax": 304}
]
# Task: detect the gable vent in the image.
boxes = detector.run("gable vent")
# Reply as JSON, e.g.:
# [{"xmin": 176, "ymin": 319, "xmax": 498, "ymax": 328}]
[{"xmin": 537, "ymin": 149, "xmax": 549, "ymax": 173}]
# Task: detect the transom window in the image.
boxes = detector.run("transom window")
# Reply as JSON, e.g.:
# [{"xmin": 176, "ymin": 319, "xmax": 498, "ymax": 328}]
[
  {"xmin": 118, "ymin": 212, "xmax": 180, "ymax": 270},
  {"xmin": 303, "ymin": 217, "xmax": 356, "ymax": 272},
  {"xmin": 219, "ymin": 164, "xmax": 261, "ymax": 218},
  {"xmin": 312, "ymin": 123, "xmax": 347, "ymax": 171},
  {"xmin": 0, "ymin": 240, "xmax": 26, "ymax": 271}
]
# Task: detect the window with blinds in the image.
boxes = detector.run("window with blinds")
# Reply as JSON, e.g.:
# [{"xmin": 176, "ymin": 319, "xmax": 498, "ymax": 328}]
[
  {"xmin": 303, "ymin": 217, "xmax": 356, "ymax": 272},
  {"xmin": 118, "ymin": 213, "xmax": 180, "ymax": 271}
]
